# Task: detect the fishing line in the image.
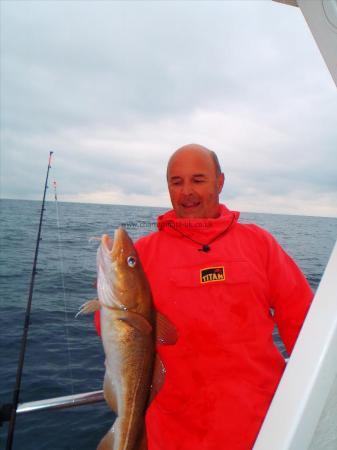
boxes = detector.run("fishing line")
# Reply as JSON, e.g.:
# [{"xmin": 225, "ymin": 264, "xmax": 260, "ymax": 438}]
[{"xmin": 52, "ymin": 179, "xmax": 75, "ymax": 396}]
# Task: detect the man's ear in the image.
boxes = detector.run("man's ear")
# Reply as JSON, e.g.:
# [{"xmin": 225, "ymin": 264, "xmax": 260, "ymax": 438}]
[{"xmin": 217, "ymin": 173, "xmax": 225, "ymax": 193}]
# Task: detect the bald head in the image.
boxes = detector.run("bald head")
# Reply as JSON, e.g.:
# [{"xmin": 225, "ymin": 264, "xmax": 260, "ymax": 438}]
[
  {"xmin": 167, "ymin": 144, "xmax": 222, "ymax": 179},
  {"xmin": 166, "ymin": 144, "xmax": 225, "ymax": 218}
]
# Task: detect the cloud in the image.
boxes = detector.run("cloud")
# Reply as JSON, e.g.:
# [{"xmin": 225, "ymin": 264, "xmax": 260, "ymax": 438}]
[{"xmin": 1, "ymin": 0, "xmax": 336, "ymax": 217}]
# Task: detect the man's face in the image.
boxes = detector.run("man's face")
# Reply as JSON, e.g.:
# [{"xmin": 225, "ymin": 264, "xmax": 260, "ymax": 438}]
[{"xmin": 167, "ymin": 150, "xmax": 224, "ymax": 218}]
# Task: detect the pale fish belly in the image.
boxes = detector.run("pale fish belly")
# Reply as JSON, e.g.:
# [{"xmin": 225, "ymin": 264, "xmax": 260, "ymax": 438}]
[{"xmin": 98, "ymin": 308, "xmax": 154, "ymax": 450}]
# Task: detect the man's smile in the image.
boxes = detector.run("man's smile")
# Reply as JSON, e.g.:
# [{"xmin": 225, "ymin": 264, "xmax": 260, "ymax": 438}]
[{"xmin": 181, "ymin": 201, "xmax": 201, "ymax": 209}]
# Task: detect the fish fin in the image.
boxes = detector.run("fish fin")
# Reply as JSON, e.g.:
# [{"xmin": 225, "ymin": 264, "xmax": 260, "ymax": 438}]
[
  {"xmin": 116, "ymin": 310, "xmax": 153, "ymax": 335},
  {"xmin": 103, "ymin": 370, "xmax": 118, "ymax": 415},
  {"xmin": 156, "ymin": 311, "xmax": 178, "ymax": 345},
  {"xmin": 148, "ymin": 355, "xmax": 166, "ymax": 405},
  {"xmin": 97, "ymin": 425, "xmax": 115, "ymax": 450},
  {"xmin": 75, "ymin": 298, "xmax": 100, "ymax": 318}
]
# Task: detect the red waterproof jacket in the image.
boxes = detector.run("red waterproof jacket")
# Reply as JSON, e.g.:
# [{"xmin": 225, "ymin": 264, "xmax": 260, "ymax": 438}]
[{"xmin": 95, "ymin": 205, "xmax": 313, "ymax": 450}]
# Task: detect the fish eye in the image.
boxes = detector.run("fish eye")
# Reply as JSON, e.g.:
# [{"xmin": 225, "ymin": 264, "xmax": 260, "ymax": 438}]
[{"xmin": 127, "ymin": 256, "xmax": 137, "ymax": 268}]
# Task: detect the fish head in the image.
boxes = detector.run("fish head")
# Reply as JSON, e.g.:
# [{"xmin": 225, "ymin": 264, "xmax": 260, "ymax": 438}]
[{"xmin": 97, "ymin": 228, "xmax": 149, "ymax": 312}]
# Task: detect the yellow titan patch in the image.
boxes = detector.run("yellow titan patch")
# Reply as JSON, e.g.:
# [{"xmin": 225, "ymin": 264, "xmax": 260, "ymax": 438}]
[{"xmin": 200, "ymin": 266, "xmax": 225, "ymax": 284}]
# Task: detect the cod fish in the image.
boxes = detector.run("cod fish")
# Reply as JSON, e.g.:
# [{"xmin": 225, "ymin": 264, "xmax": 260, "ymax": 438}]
[{"xmin": 78, "ymin": 228, "xmax": 176, "ymax": 450}]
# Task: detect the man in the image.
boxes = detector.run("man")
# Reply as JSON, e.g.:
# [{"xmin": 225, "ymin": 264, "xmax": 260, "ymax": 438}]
[{"xmin": 96, "ymin": 144, "xmax": 313, "ymax": 449}]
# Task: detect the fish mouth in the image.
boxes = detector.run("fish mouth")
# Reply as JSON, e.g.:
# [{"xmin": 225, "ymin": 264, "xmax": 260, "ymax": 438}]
[
  {"xmin": 102, "ymin": 234, "xmax": 114, "ymax": 252},
  {"xmin": 112, "ymin": 228, "xmax": 132, "ymax": 259},
  {"xmin": 101, "ymin": 228, "xmax": 133, "ymax": 256},
  {"xmin": 100, "ymin": 228, "xmax": 135, "ymax": 268}
]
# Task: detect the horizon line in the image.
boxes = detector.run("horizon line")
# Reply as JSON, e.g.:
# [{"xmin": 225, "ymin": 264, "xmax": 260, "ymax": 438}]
[{"xmin": 1, "ymin": 197, "xmax": 336, "ymax": 220}]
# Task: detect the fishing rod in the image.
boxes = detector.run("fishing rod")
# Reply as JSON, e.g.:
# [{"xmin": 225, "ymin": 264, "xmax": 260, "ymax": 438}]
[{"xmin": 5, "ymin": 151, "xmax": 54, "ymax": 450}]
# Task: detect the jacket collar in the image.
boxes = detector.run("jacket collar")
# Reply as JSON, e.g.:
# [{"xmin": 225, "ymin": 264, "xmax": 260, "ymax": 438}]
[{"xmin": 157, "ymin": 204, "xmax": 239, "ymax": 244}]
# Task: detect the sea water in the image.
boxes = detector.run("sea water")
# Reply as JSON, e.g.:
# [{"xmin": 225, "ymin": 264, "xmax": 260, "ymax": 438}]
[{"xmin": 0, "ymin": 199, "xmax": 336, "ymax": 450}]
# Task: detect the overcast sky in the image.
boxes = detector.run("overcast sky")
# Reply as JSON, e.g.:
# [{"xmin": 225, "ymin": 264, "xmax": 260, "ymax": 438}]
[{"xmin": 1, "ymin": 0, "xmax": 336, "ymax": 217}]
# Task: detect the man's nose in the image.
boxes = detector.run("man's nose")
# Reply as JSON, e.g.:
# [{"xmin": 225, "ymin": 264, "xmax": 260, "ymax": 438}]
[{"xmin": 180, "ymin": 182, "xmax": 194, "ymax": 195}]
